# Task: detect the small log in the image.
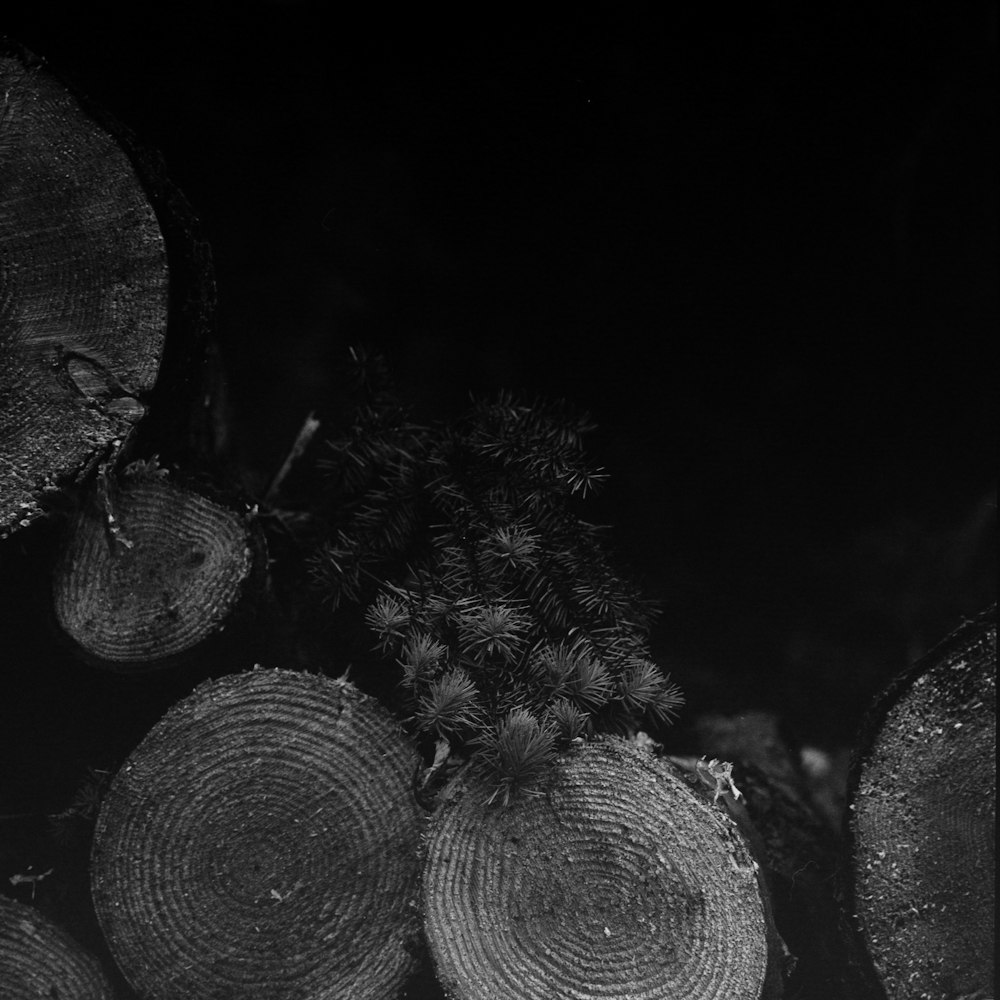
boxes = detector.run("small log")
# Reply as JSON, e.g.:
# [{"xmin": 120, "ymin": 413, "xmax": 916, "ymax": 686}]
[
  {"xmin": 848, "ymin": 605, "xmax": 996, "ymax": 999},
  {"xmin": 423, "ymin": 738, "xmax": 781, "ymax": 1000},
  {"xmin": 0, "ymin": 894, "xmax": 115, "ymax": 999},
  {"xmin": 51, "ymin": 465, "xmax": 262, "ymax": 670},
  {"xmin": 90, "ymin": 668, "xmax": 425, "ymax": 999},
  {"xmin": 0, "ymin": 41, "xmax": 168, "ymax": 537}
]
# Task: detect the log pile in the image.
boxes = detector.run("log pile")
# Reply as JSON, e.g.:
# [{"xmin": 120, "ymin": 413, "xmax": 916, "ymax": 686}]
[{"xmin": 0, "ymin": 37, "xmax": 994, "ymax": 1000}]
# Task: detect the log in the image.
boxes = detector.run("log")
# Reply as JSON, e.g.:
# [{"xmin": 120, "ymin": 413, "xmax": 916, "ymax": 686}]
[
  {"xmin": 423, "ymin": 737, "xmax": 783, "ymax": 1000},
  {"xmin": 90, "ymin": 668, "xmax": 425, "ymax": 999},
  {"xmin": 0, "ymin": 40, "xmax": 168, "ymax": 538},
  {"xmin": 0, "ymin": 894, "xmax": 115, "ymax": 999},
  {"xmin": 848, "ymin": 605, "xmax": 996, "ymax": 999},
  {"xmin": 52, "ymin": 463, "xmax": 263, "ymax": 671}
]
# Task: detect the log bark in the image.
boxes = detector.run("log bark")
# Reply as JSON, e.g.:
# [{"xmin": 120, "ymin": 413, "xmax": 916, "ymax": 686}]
[
  {"xmin": 0, "ymin": 41, "xmax": 168, "ymax": 537},
  {"xmin": 423, "ymin": 737, "xmax": 781, "ymax": 1000},
  {"xmin": 51, "ymin": 464, "xmax": 263, "ymax": 671},
  {"xmin": 848, "ymin": 605, "xmax": 996, "ymax": 999},
  {"xmin": 90, "ymin": 668, "xmax": 425, "ymax": 999},
  {"xmin": 0, "ymin": 894, "xmax": 115, "ymax": 999}
]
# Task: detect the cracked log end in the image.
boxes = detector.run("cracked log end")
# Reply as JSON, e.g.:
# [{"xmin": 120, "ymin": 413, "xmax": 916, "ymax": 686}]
[
  {"xmin": 0, "ymin": 895, "xmax": 115, "ymax": 1000},
  {"xmin": 0, "ymin": 42, "xmax": 168, "ymax": 538},
  {"xmin": 423, "ymin": 738, "xmax": 774, "ymax": 1000},
  {"xmin": 850, "ymin": 605, "xmax": 996, "ymax": 999},
  {"xmin": 91, "ymin": 668, "xmax": 424, "ymax": 1000},
  {"xmin": 52, "ymin": 472, "xmax": 256, "ymax": 670}
]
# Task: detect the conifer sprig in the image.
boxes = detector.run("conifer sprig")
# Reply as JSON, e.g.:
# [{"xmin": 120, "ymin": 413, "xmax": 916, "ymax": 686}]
[
  {"xmin": 473, "ymin": 709, "xmax": 558, "ymax": 807},
  {"xmin": 306, "ymin": 354, "xmax": 684, "ymax": 803},
  {"xmin": 414, "ymin": 669, "xmax": 482, "ymax": 737}
]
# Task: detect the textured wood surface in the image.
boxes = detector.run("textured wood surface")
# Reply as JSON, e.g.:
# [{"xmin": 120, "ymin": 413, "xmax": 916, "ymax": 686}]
[
  {"xmin": 423, "ymin": 738, "xmax": 775, "ymax": 1000},
  {"xmin": 0, "ymin": 43, "xmax": 167, "ymax": 537},
  {"xmin": 0, "ymin": 894, "xmax": 115, "ymax": 999},
  {"xmin": 91, "ymin": 669, "xmax": 424, "ymax": 1000},
  {"xmin": 52, "ymin": 468, "xmax": 256, "ymax": 670},
  {"xmin": 850, "ymin": 605, "xmax": 996, "ymax": 999}
]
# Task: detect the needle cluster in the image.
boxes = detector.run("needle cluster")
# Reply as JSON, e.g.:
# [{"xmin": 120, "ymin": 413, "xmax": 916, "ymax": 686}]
[{"xmin": 308, "ymin": 353, "xmax": 683, "ymax": 802}]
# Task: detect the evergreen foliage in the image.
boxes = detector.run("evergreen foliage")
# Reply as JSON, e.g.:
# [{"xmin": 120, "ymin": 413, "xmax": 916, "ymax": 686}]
[{"xmin": 307, "ymin": 350, "xmax": 683, "ymax": 802}]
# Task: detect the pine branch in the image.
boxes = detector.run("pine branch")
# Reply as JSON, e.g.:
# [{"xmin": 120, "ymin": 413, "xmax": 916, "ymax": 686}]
[{"xmin": 292, "ymin": 352, "xmax": 683, "ymax": 802}]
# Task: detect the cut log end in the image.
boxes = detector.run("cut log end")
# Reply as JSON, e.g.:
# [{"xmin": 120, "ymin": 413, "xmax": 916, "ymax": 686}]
[
  {"xmin": 424, "ymin": 738, "xmax": 774, "ymax": 1000},
  {"xmin": 0, "ymin": 43, "xmax": 168, "ymax": 538},
  {"xmin": 850, "ymin": 606, "xmax": 996, "ymax": 999},
  {"xmin": 90, "ymin": 668, "xmax": 425, "ymax": 1000},
  {"xmin": 0, "ymin": 895, "xmax": 116, "ymax": 1000},
  {"xmin": 52, "ymin": 472, "xmax": 255, "ymax": 669}
]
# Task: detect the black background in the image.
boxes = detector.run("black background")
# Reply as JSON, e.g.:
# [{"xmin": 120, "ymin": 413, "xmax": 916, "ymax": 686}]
[{"xmin": 3, "ymin": 5, "xmax": 996, "ymax": 764}]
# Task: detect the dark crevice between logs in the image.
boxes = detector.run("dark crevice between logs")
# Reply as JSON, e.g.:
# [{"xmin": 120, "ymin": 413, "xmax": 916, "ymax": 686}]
[{"xmin": 669, "ymin": 712, "xmax": 886, "ymax": 999}]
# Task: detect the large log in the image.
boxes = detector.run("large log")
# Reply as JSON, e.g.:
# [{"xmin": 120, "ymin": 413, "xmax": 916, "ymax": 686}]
[
  {"xmin": 0, "ymin": 40, "xmax": 167, "ymax": 537},
  {"xmin": 848, "ymin": 605, "xmax": 996, "ymax": 999},
  {"xmin": 0, "ymin": 894, "xmax": 115, "ymax": 999},
  {"xmin": 423, "ymin": 737, "xmax": 784, "ymax": 999},
  {"xmin": 90, "ymin": 668, "xmax": 425, "ymax": 999}
]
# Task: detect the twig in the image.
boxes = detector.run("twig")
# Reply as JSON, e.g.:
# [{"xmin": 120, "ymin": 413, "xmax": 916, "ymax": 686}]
[{"xmin": 263, "ymin": 411, "xmax": 321, "ymax": 507}]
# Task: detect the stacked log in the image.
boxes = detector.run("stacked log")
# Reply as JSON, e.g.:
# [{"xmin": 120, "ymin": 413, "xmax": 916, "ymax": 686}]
[
  {"xmin": 422, "ymin": 738, "xmax": 782, "ymax": 1000},
  {"xmin": 848, "ymin": 604, "xmax": 996, "ymax": 999},
  {"xmin": 90, "ymin": 668, "xmax": 424, "ymax": 999},
  {"xmin": 52, "ymin": 466, "xmax": 261, "ymax": 671},
  {"xmin": 0, "ymin": 894, "xmax": 115, "ymax": 999},
  {"xmin": 3, "ymin": 34, "xmax": 993, "ymax": 1000},
  {"xmin": 0, "ymin": 40, "xmax": 167, "ymax": 539}
]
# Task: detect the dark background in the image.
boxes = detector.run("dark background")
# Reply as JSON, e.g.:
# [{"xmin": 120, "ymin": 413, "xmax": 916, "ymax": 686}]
[{"xmin": 3, "ymin": 6, "xmax": 996, "ymax": 755}]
